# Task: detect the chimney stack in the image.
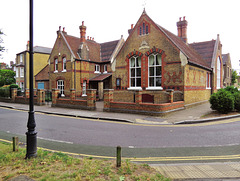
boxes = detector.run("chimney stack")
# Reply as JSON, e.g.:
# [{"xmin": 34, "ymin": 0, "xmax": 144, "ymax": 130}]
[
  {"xmin": 177, "ymin": 16, "xmax": 188, "ymax": 43},
  {"xmin": 79, "ymin": 21, "xmax": 87, "ymax": 43}
]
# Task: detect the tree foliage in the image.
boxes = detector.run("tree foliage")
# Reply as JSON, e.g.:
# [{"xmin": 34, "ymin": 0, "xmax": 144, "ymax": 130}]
[
  {"xmin": 0, "ymin": 69, "xmax": 16, "ymax": 87},
  {"xmin": 231, "ymin": 70, "xmax": 238, "ymax": 85}
]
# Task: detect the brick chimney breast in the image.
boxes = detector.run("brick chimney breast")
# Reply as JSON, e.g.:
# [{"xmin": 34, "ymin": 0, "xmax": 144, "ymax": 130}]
[
  {"xmin": 177, "ymin": 16, "xmax": 188, "ymax": 43},
  {"xmin": 79, "ymin": 21, "xmax": 87, "ymax": 43}
]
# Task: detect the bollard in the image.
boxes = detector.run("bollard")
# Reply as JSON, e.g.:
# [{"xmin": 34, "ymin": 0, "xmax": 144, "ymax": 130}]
[
  {"xmin": 12, "ymin": 137, "xmax": 19, "ymax": 152},
  {"xmin": 116, "ymin": 146, "xmax": 121, "ymax": 167}
]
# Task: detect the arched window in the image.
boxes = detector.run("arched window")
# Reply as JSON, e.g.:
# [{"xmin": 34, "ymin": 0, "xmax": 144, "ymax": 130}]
[
  {"xmin": 217, "ymin": 57, "xmax": 221, "ymax": 89},
  {"xmin": 54, "ymin": 58, "xmax": 58, "ymax": 72},
  {"xmin": 148, "ymin": 54, "xmax": 162, "ymax": 88},
  {"xmin": 62, "ymin": 57, "xmax": 66, "ymax": 72},
  {"xmin": 130, "ymin": 56, "xmax": 141, "ymax": 88}
]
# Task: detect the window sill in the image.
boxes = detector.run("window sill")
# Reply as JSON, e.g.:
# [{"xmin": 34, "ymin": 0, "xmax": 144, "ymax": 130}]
[
  {"xmin": 103, "ymin": 71, "xmax": 108, "ymax": 74},
  {"xmin": 54, "ymin": 70, "xmax": 58, "ymax": 73},
  {"xmin": 94, "ymin": 71, "xmax": 101, "ymax": 74},
  {"xmin": 127, "ymin": 87, "xmax": 142, "ymax": 91},
  {"xmin": 146, "ymin": 87, "xmax": 163, "ymax": 90},
  {"xmin": 62, "ymin": 70, "xmax": 66, "ymax": 72},
  {"xmin": 206, "ymin": 87, "xmax": 211, "ymax": 89},
  {"xmin": 82, "ymin": 94, "xmax": 87, "ymax": 97}
]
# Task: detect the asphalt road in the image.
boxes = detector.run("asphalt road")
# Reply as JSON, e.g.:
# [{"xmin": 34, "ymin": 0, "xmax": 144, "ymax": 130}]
[
  {"xmin": 1, "ymin": 107, "xmax": 240, "ymax": 163},
  {"xmin": 1, "ymin": 107, "xmax": 240, "ymax": 148}
]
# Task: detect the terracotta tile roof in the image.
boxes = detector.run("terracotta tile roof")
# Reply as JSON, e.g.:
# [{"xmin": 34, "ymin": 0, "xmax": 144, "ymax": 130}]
[
  {"xmin": 64, "ymin": 34, "xmax": 119, "ymax": 62},
  {"xmin": 100, "ymin": 40, "xmax": 119, "ymax": 62},
  {"xmin": 89, "ymin": 73, "xmax": 112, "ymax": 81},
  {"xmin": 157, "ymin": 25, "xmax": 210, "ymax": 69},
  {"xmin": 190, "ymin": 40, "xmax": 216, "ymax": 68}
]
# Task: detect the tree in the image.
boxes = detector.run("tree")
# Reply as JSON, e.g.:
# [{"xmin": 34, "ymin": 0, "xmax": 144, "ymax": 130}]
[
  {"xmin": 231, "ymin": 70, "xmax": 238, "ymax": 85},
  {"xmin": 0, "ymin": 69, "xmax": 16, "ymax": 87},
  {"xmin": 0, "ymin": 30, "xmax": 5, "ymax": 57}
]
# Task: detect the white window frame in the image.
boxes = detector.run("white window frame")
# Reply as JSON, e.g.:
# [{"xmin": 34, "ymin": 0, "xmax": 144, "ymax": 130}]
[
  {"xmin": 54, "ymin": 58, "xmax": 58, "ymax": 73},
  {"xmin": 82, "ymin": 80, "xmax": 87, "ymax": 96},
  {"xmin": 20, "ymin": 67, "xmax": 24, "ymax": 77},
  {"xmin": 94, "ymin": 64, "xmax": 100, "ymax": 73},
  {"xmin": 217, "ymin": 57, "xmax": 221, "ymax": 89},
  {"xmin": 103, "ymin": 64, "xmax": 107, "ymax": 74},
  {"xmin": 206, "ymin": 72, "xmax": 211, "ymax": 89},
  {"xmin": 146, "ymin": 53, "xmax": 163, "ymax": 90},
  {"xmin": 16, "ymin": 68, "xmax": 19, "ymax": 78},
  {"xmin": 128, "ymin": 56, "xmax": 142, "ymax": 90},
  {"xmin": 57, "ymin": 80, "xmax": 64, "ymax": 97},
  {"xmin": 62, "ymin": 57, "xmax": 66, "ymax": 72},
  {"xmin": 20, "ymin": 54, "xmax": 23, "ymax": 63}
]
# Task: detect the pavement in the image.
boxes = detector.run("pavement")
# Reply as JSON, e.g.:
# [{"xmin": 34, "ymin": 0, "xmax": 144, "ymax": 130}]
[{"xmin": 1, "ymin": 101, "xmax": 240, "ymax": 180}]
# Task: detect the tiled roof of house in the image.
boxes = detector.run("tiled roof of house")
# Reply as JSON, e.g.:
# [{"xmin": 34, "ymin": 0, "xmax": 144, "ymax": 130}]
[
  {"xmin": 100, "ymin": 40, "xmax": 119, "ymax": 62},
  {"xmin": 33, "ymin": 46, "xmax": 52, "ymax": 54},
  {"xmin": 190, "ymin": 40, "xmax": 216, "ymax": 68},
  {"xmin": 64, "ymin": 33, "xmax": 119, "ymax": 62},
  {"xmin": 157, "ymin": 25, "xmax": 210, "ymax": 69},
  {"xmin": 35, "ymin": 64, "xmax": 49, "ymax": 80},
  {"xmin": 89, "ymin": 73, "xmax": 112, "ymax": 81},
  {"xmin": 222, "ymin": 53, "xmax": 228, "ymax": 65}
]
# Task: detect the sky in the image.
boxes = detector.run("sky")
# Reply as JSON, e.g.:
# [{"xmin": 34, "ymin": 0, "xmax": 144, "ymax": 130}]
[{"xmin": 1, "ymin": 0, "xmax": 240, "ymax": 69}]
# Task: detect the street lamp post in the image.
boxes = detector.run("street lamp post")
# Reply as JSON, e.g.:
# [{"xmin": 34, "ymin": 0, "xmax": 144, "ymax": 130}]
[{"xmin": 26, "ymin": 0, "xmax": 37, "ymax": 159}]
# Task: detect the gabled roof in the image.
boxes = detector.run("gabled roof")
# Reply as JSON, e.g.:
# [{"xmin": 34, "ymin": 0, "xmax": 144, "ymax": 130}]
[
  {"xmin": 190, "ymin": 40, "xmax": 216, "ymax": 68},
  {"xmin": 222, "ymin": 53, "xmax": 229, "ymax": 65},
  {"xmin": 157, "ymin": 25, "xmax": 210, "ymax": 69},
  {"xmin": 122, "ymin": 10, "xmax": 213, "ymax": 70},
  {"xmin": 63, "ymin": 33, "xmax": 120, "ymax": 62}
]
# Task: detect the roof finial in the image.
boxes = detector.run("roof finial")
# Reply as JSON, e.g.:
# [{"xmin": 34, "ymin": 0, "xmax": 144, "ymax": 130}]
[{"xmin": 142, "ymin": 0, "xmax": 147, "ymax": 13}]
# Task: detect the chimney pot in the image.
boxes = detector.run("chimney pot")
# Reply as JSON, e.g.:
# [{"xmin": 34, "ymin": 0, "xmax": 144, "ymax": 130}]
[
  {"xmin": 183, "ymin": 16, "xmax": 186, "ymax": 21},
  {"xmin": 92, "ymin": 37, "xmax": 94, "ymax": 41},
  {"xmin": 63, "ymin": 27, "xmax": 65, "ymax": 32},
  {"xmin": 87, "ymin": 36, "xmax": 89, "ymax": 40},
  {"xmin": 131, "ymin": 24, "xmax": 134, "ymax": 29},
  {"xmin": 82, "ymin": 21, "xmax": 84, "ymax": 26},
  {"xmin": 179, "ymin": 17, "xmax": 181, "ymax": 21},
  {"xmin": 59, "ymin": 26, "xmax": 61, "ymax": 31},
  {"xmin": 90, "ymin": 37, "xmax": 92, "ymax": 40}
]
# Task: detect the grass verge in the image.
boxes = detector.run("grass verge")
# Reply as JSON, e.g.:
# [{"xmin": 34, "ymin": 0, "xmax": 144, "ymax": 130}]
[{"xmin": 0, "ymin": 141, "xmax": 171, "ymax": 181}]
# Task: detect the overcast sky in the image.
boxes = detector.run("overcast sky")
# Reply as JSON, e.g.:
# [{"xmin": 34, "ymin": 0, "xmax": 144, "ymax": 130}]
[{"xmin": 1, "ymin": 0, "xmax": 239, "ymax": 68}]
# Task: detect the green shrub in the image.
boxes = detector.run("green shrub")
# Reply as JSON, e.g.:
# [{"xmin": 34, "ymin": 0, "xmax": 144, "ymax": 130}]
[
  {"xmin": 234, "ymin": 92, "xmax": 240, "ymax": 111},
  {"xmin": 0, "ymin": 87, "xmax": 10, "ymax": 97},
  {"xmin": 209, "ymin": 89, "xmax": 235, "ymax": 113},
  {"xmin": 225, "ymin": 86, "xmax": 239, "ymax": 94},
  {"xmin": 9, "ymin": 84, "xmax": 19, "ymax": 89}
]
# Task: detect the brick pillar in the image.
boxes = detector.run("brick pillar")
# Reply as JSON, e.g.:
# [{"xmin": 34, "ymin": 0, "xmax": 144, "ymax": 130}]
[
  {"xmin": 25, "ymin": 88, "xmax": 29, "ymax": 98},
  {"xmin": 87, "ymin": 89, "xmax": 96, "ymax": 110},
  {"xmin": 37, "ymin": 89, "xmax": 45, "ymax": 106},
  {"xmin": 70, "ymin": 89, "xmax": 76, "ymax": 100},
  {"xmin": 11, "ymin": 88, "xmax": 17, "ymax": 102},
  {"xmin": 167, "ymin": 89, "xmax": 174, "ymax": 103},
  {"xmin": 135, "ymin": 90, "xmax": 142, "ymax": 104},
  {"xmin": 52, "ymin": 89, "xmax": 60, "ymax": 106},
  {"xmin": 98, "ymin": 82, "xmax": 103, "ymax": 100},
  {"xmin": 103, "ymin": 89, "xmax": 114, "ymax": 111}
]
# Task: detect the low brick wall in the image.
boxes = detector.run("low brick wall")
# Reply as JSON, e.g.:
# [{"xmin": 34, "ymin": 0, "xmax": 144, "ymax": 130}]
[
  {"xmin": 15, "ymin": 96, "xmax": 37, "ymax": 105},
  {"xmin": 104, "ymin": 101, "xmax": 184, "ymax": 116},
  {"xmin": 53, "ymin": 98, "xmax": 90, "ymax": 110},
  {"xmin": 0, "ymin": 97, "xmax": 12, "ymax": 103}
]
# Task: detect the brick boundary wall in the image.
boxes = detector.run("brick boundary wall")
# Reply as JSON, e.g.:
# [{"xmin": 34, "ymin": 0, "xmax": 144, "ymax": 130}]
[{"xmin": 103, "ymin": 89, "xmax": 185, "ymax": 116}]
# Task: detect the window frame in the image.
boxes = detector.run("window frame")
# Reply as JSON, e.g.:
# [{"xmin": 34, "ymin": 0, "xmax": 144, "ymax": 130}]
[
  {"xmin": 94, "ymin": 64, "xmax": 100, "ymax": 73},
  {"xmin": 128, "ymin": 56, "xmax": 142, "ymax": 90},
  {"xmin": 103, "ymin": 64, "xmax": 107, "ymax": 74},
  {"xmin": 217, "ymin": 57, "xmax": 221, "ymax": 89},
  {"xmin": 82, "ymin": 80, "xmax": 87, "ymax": 96},
  {"xmin": 62, "ymin": 57, "xmax": 67, "ymax": 72},
  {"xmin": 20, "ymin": 67, "xmax": 24, "ymax": 77},
  {"xmin": 54, "ymin": 58, "xmax": 58, "ymax": 73},
  {"xmin": 206, "ymin": 72, "xmax": 211, "ymax": 89},
  {"xmin": 57, "ymin": 80, "xmax": 64, "ymax": 97},
  {"xmin": 146, "ymin": 53, "xmax": 163, "ymax": 90}
]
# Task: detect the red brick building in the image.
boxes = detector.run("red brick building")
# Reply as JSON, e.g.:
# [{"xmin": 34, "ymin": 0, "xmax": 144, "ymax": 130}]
[
  {"xmin": 112, "ymin": 10, "xmax": 224, "ymax": 108},
  {"xmin": 49, "ymin": 22, "xmax": 124, "ymax": 100}
]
